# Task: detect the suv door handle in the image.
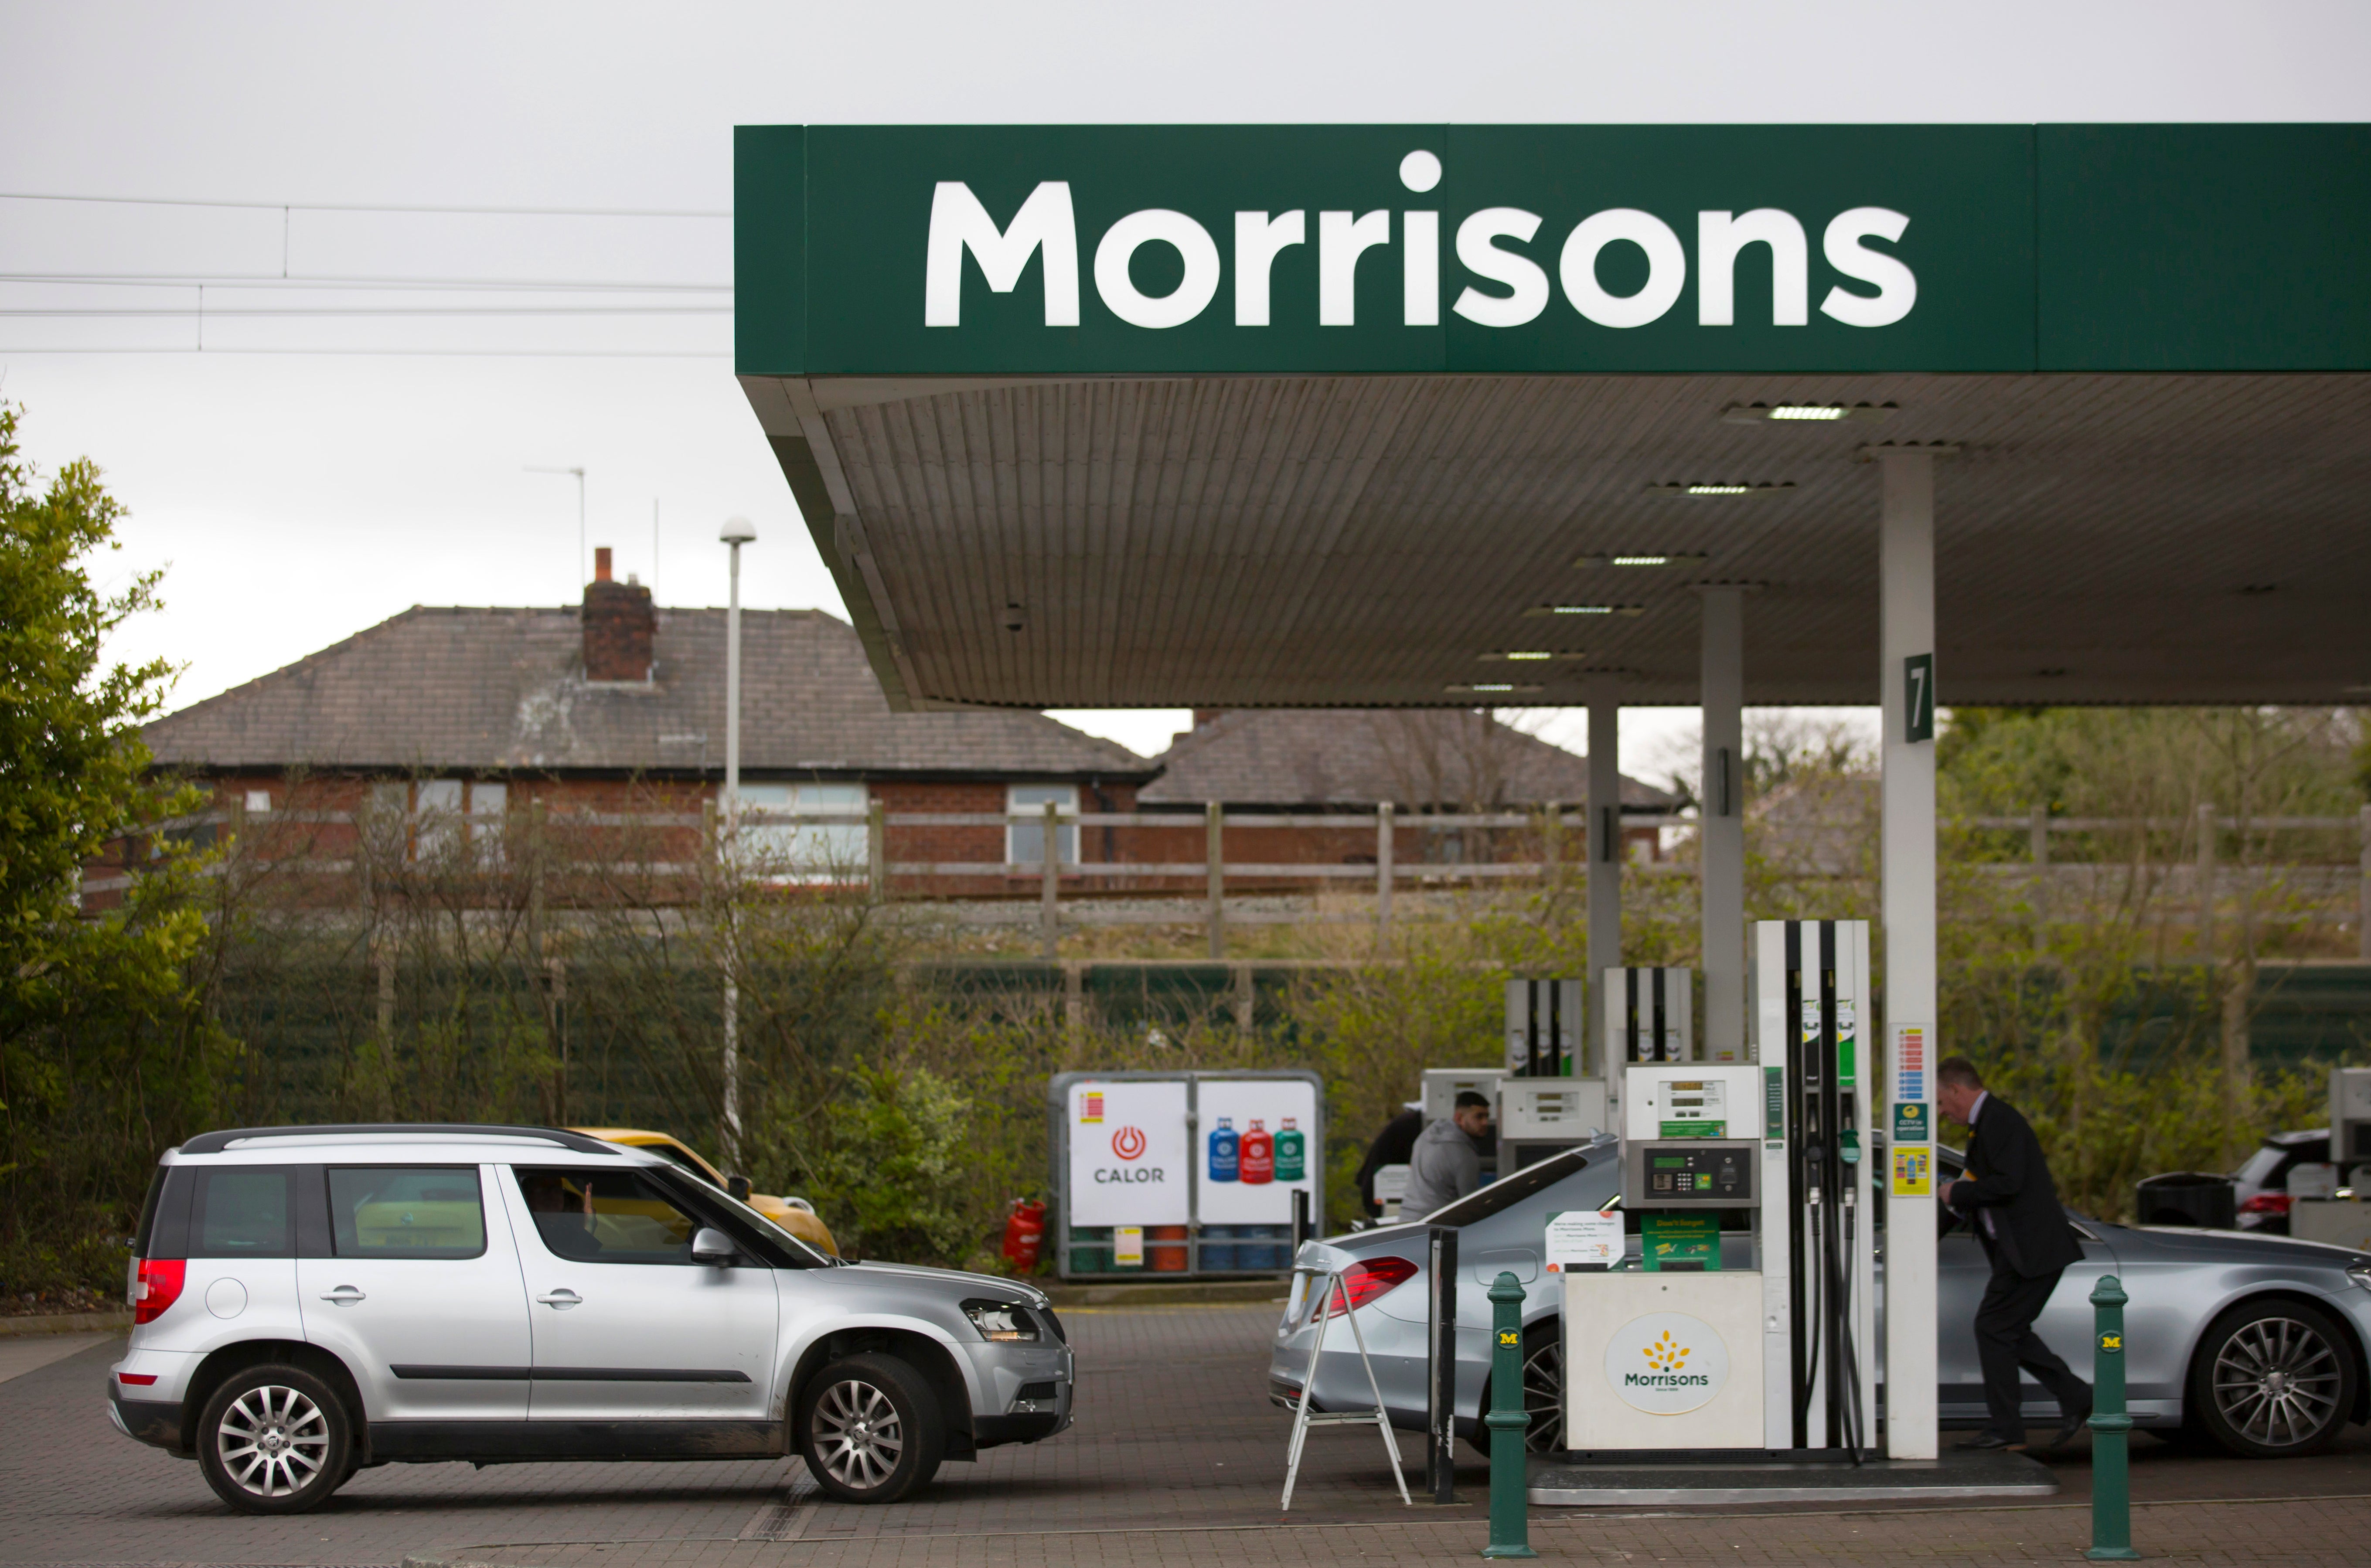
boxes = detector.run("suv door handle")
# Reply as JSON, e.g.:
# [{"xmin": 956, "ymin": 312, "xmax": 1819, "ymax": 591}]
[
  {"xmin": 537, "ymin": 1289, "xmax": 582, "ymax": 1309},
  {"xmin": 319, "ymin": 1286, "xmax": 366, "ymax": 1305}
]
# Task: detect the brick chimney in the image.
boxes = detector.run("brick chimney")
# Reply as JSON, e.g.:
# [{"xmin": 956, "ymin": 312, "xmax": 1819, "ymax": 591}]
[{"xmin": 583, "ymin": 546, "xmax": 655, "ymax": 682}]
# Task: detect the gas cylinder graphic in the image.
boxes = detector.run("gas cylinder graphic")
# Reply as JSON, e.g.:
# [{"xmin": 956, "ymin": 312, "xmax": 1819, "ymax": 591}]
[
  {"xmin": 1207, "ymin": 1117, "xmax": 1240, "ymax": 1182},
  {"xmin": 1240, "ymin": 1119, "xmax": 1275, "ymax": 1185},
  {"xmin": 1274, "ymin": 1117, "xmax": 1306, "ymax": 1182}
]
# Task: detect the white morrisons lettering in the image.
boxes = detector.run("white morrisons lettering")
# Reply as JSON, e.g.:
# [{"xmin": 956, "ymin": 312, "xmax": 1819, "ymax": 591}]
[{"xmin": 924, "ymin": 156, "xmax": 1915, "ymax": 333}]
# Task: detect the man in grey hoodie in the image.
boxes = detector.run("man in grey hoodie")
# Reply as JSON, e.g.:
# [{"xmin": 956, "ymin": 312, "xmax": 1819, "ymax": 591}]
[{"xmin": 1401, "ymin": 1091, "xmax": 1494, "ymax": 1217}]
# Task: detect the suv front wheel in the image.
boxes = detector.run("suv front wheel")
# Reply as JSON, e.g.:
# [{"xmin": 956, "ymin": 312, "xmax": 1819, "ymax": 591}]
[
  {"xmin": 197, "ymin": 1364, "xmax": 353, "ymax": 1514},
  {"xmin": 798, "ymin": 1353, "xmax": 945, "ymax": 1503}
]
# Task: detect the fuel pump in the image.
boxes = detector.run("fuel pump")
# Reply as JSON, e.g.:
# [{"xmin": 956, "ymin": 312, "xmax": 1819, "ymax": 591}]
[
  {"xmin": 1557, "ymin": 922, "xmax": 1880, "ymax": 1461},
  {"xmin": 1753, "ymin": 918, "xmax": 1877, "ymax": 1457},
  {"xmin": 1563, "ymin": 1059, "xmax": 1766, "ymax": 1452},
  {"xmin": 1501, "ymin": 978, "xmax": 1602, "ymax": 1170}
]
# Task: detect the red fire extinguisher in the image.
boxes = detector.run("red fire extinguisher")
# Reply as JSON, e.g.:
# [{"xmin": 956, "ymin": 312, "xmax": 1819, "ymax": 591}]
[{"xmin": 1002, "ymin": 1198, "xmax": 1046, "ymax": 1270}]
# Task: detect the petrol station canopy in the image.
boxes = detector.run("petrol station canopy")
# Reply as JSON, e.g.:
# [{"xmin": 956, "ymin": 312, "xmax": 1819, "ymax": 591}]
[{"xmin": 731, "ymin": 124, "xmax": 2371, "ymax": 713}]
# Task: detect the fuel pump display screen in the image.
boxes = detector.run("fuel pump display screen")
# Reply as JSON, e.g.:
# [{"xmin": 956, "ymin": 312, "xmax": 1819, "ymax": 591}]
[{"xmin": 1621, "ymin": 1139, "xmax": 1758, "ymax": 1209}]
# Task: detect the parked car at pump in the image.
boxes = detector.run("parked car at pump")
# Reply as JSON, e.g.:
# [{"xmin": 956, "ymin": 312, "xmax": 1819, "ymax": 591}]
[
  {"xmin": 111, "ymin": 1124, "xmax": 1070, "ymax": 1514},
  {"xmin": 572, "ymin": 1126, "xmax": 839, "ymax": 1255},
  {"xmin": 2229, "ymin": 1128, "xmax": 2333, "ymax": 1235},
  {"xmin": 1271, "ymin": 1135, "xmax": 2371, "ymax": 1460}
]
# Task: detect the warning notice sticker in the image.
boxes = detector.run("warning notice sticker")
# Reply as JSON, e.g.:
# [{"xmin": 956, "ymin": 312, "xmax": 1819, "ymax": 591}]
[{"xmin": 1891, "ymin": 1145, "xmax": 1932, "ymax": 1199}]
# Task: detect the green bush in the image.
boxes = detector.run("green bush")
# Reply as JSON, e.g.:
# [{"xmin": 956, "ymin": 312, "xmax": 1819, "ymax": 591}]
[{"xmin": 768, "ymin": 1064, "xmax": 978, "ymax": 1268}]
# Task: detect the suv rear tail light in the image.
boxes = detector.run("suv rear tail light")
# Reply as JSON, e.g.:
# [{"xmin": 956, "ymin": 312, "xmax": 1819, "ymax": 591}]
[
  {"xmin": 1322, "ymin": 1256, "xmax": 1418, "ymax": 1317},
  {"xmin": 131, "ymin": 1258, "xmax": 185, "ymax": 1324},
  {"xmin": 2239, "ymin": 1192, "xmax": 2294, "ymax": 1218}
]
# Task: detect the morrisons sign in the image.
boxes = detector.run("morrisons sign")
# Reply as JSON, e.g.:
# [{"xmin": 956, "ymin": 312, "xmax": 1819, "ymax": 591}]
[{"xmin": 736, "ymin": 124, "xmax": 2371, "ymax": 378}]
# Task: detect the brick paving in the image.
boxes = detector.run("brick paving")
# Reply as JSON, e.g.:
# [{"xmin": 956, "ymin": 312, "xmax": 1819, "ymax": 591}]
[{"xmin": 4, "ymin": 1307, "xmax": 2365, "ymax": 1568}]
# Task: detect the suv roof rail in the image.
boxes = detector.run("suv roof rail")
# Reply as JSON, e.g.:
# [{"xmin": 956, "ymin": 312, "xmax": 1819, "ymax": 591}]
[{"xmin": 177, "ymin": 1123, "xmax": 620, "ymax": 1156}]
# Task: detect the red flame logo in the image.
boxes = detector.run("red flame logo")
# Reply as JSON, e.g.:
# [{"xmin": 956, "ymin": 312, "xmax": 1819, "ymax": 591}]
[{"xmin": 1111, "ymin": 1126, "xmax": 1147, "ymax": 1160}]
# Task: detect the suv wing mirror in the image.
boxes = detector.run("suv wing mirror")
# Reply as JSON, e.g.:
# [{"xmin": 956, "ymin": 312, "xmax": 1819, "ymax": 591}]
[{"xmin": 691, "ymin": 1226, "xmax": 739, "ymax": 1265}]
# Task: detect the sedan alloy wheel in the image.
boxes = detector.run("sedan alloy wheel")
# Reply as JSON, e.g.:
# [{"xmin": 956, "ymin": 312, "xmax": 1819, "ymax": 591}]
[{"xmin": 2193, "ymin": 1301, "xmax": 2356, "ymax": 1458}]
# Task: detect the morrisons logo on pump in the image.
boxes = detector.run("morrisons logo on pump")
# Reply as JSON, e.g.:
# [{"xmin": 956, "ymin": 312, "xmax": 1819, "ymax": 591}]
[
  {"xmin": 1605, "ymin": 1312, "xmax": 1730, "ymax": 1415},
  {"xmin": 1625, "ymin": 1329, "xmax": 1710, "ymax": 1391},
  {"xmin": 925, "ymin": 148, "xmax": 1915, "ymax": 334}
]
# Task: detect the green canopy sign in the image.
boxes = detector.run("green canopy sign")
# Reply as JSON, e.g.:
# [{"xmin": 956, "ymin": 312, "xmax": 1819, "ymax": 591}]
[{"xmin": 735, "ymin": 124, "xmax": 2371, "ymax": 378}]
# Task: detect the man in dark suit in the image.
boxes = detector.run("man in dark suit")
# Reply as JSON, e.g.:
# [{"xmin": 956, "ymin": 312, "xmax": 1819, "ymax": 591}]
[{"xmin": 1935, "ymin": 1056, "xmax": 2092, "ymax": 1451}]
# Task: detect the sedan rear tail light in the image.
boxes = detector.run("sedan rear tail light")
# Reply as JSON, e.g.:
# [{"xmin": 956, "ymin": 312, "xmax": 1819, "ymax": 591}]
[
  {"xmin": 2239, "ymin": 1192, "xmax": 2294, "ymax": 1218},
  {"xmin": 131, "ymin": 1258, "xmax": 185, "ymax": 1325},
  {"xmin": 1322, "ymin": 1256, "xmax": 1419, "ymax": 1317}
]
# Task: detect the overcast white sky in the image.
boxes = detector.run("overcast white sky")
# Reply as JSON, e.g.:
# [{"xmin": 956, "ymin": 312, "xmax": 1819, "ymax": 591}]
[{"xmin": 4, "ymin": 2, "xmax": 2365, "ymax": 768}]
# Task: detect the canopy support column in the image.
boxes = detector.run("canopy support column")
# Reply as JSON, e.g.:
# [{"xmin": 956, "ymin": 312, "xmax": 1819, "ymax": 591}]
[
  {"xmin": 1877, "ymin": 449, "xmax": 1941, "ymax": 1461},
  {"xmin": 1587, "ymin": 677, "xmax": 1623, "ymax": 1060},
  {"xmin": 1698, "ymin": 588, "xmax": 1746, "ymax": 1064}
]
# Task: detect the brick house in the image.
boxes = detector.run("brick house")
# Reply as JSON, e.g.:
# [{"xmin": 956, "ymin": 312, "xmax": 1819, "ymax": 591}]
[
  {"xmin": 106, "ymin": 559, "xmax": 1676, "ymax": 907},
  {"xmin": 1136, "ymin": 708, "xmax": 1677, "ymax": 873},
  {"xmin": 122, "ymin": 554, "xmax": 1152, "ymax": 900}
]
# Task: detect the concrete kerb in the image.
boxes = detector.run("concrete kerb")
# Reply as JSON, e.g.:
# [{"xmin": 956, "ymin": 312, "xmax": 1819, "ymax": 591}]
[
  {"xmin": 1041, "ymin": 1278, "xmax": 1288, "ymax": 1306},
  {"xmin": 0, "ymin": 1309, "xmax": 132, "ymax": 1336}
]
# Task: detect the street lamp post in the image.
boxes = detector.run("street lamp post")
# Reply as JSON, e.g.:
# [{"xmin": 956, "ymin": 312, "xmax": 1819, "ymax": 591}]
[{"xmin": 718, "ymin": 515, "xmax": 756, "ymax": 1170}]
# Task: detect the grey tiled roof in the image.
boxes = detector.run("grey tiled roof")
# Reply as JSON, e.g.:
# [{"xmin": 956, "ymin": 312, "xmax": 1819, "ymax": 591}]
[
  {"xmin": 142, "ymin": 606, "xmax": 1151, "ymax": 778},
  {"xmin": 1137, "ymin": 710, "xmax": 1679, "ymax": 810}
]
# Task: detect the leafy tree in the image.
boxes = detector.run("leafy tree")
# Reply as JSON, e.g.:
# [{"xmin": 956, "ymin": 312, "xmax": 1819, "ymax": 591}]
[{"xmin": 0, "ymin": 401, "xmax": 220, "ymax": 1292}]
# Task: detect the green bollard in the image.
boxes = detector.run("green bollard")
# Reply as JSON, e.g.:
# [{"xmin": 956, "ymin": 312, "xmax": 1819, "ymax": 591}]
[
  {"xmin": 1481, "ymin": 1270, "xmax": 1537, "ymax": 1560},
  {"xmin": 2085, "ymin": 1274, "xmax": 2139, "ymax": 1561}
]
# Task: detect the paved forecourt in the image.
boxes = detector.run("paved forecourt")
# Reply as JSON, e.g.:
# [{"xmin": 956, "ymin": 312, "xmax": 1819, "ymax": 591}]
[{"xmin": 5, "ymin": 1308, "xmax": 2368, "ymax": 1568}]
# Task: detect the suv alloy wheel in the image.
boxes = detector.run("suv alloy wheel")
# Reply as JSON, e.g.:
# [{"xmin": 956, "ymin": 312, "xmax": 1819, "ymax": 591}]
[
  {"xmin": 798, "ymin": 1353, "xmax": 945, "ymax": 1503},
  {"xmin": 196, "ymin": 1364, "xmax": 353, "ymax": 1514}
]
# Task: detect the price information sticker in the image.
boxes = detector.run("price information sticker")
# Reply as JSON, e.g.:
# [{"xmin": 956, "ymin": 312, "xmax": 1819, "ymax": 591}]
[{"xmin": 1544, "ymin": 1209, "xmax": 1624, "ymax": 1272}]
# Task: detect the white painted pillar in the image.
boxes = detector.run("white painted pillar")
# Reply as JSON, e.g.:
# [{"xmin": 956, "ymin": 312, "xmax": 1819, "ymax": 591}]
[
  {"xmin": 1877, "ymin": 450, "xmax": 1939, "ymax": 1461},
  {"xmin": 1699, "ymin": 588, "xmax": 1746, "ymax": 1064},
  {"xmin": 1587, "ymin": 677, "xmax": 1623, "ymax": 1059}
]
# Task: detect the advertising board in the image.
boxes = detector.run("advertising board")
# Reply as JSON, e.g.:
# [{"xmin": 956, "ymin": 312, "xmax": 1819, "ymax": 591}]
[
  {"xmin": 1195, "ymin": 1077, "xmax": 1321, "ymax": 1226},
  {"xmin": 1063, "ymin": 1078, "xmax": 1190, "ymax": 1227}
]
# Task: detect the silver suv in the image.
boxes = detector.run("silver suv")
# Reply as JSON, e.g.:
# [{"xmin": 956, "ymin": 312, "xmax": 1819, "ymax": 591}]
[{"xmin": 109, "ymin": 1124, "xmax": 1073, "ymax": 1513}]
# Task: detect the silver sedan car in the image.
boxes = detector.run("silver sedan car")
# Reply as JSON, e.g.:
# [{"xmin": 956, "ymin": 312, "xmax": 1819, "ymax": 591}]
[{"xmin": 1271, "ymin": 1135, "xmax": 2371, "ymax": 1458}]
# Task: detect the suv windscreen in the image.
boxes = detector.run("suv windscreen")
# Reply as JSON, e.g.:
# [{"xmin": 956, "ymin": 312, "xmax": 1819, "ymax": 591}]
[
  {"xmin": 665, "ymin": 1169, "xmax": 831, "ymax": 1267},
  {"xmin": 328, "ymin": 1167, "xmax": 487, "ymax": 1258}
]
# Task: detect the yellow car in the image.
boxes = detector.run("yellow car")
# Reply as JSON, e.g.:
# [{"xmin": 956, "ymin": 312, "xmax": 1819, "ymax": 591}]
[{"xmin": 570, "ymin": 1127, "xmax": 839, "ymax": 1256}]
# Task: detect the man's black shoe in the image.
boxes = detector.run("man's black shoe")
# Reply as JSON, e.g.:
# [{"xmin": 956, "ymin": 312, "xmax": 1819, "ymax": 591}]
[
  {"xmin": 2049, "ymin": 1403, "xmax": 2093, "ymax": 1449},
  {"xmin": 1960, "ymin": 1432, "xmax": 2026, "ymax": 1451}
]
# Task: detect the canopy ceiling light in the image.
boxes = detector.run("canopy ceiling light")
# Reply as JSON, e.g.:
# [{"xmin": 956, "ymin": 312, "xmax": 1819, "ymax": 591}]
[
  {"xmin": 1524, "ymin": 603, "xmax": 1645, "ymax": 618},
  {"xmin": 1479, "ymin": 650, "xmax": 1584, "ymax": 661},
  {"xmin": 1648, "ymin": 482, "xmax": 1797, "ymax": 497},
  {"xmin": 1447, "ymin": 682, "xmax": 1540, "ymax": 695},
  {"xmin": 1573, "ymin": 552, "xmax": 1709, "ymax": 570},
  {"xmin": 1722, "ymin": 402, "xmax": 1896, "ymax": 425}
]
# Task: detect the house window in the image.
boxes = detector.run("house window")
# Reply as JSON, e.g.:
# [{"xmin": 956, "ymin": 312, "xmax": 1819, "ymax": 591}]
[
  {"xmin": 377, "ymin": 779, "xmax": 507, "ymax": 860},
  {"xmin": 1007, "ymin": 783, "xmax": 1079, "ymax": 868},
  {"xmin": 243, "ymin": 789, "xmax": 272, "ymax": 813},
  {"xmin": 736, "ymin": 782, "xmax": 869, "ymax": 878}
]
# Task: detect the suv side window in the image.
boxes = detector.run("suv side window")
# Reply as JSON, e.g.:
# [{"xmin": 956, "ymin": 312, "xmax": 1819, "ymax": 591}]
[
  {"xmin": 327, "ymin": 1167, "xmax": 488, "ymax": 1259},
  {"xmin": 190, "ymin": 1168, "xmax": 295, "ymax": 1258},
  {"xmin": 514, "ymin": 1167, "xmax": 708, "ymax": 1265}
]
